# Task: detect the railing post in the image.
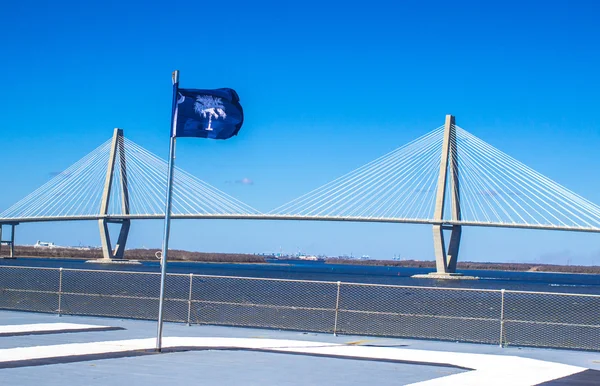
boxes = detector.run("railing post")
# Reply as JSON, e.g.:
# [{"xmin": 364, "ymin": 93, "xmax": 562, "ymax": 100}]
[
  {"xmin": 333, "ymin": 281, "xmax": 341, "ymax": 336},
  {"xmin": 499, "ymin": 289, "xmax": 505, "ymax": 347},
  {"xmin": 58, "ymin": 268, "xmax": 63, "ymax": 316},
  {"xmin": 187, "ymin": 273, "xmax": 193, "ymax": 326}
]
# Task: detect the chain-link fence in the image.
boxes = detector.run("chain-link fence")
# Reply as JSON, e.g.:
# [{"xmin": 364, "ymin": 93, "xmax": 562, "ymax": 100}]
[
  {"xmin": 335, "ymin": 283, "xmax": 502, "ymax": 344},
  {"xmin": 1, "ymin": 265, "xmax": 599, "ymax": 351},
  {"xmin": 502, "ymin": 290, "xmax": 600, "ymax": 351}
]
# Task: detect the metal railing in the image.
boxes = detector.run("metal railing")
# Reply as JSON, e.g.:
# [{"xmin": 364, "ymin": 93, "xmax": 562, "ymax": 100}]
[{"xmin": 1, "ymin": 265, "xmax": 599, "ymax": 351}]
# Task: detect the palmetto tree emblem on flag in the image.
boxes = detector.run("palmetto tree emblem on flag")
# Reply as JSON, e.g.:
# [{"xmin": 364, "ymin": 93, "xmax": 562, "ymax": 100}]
[
  {"xmin": 194, "ymin": 95, "xmax": 227, "ymax": 131},
  {"xmin": 174, "ymin": 87, "xmax": 242, "ymax": 138}
]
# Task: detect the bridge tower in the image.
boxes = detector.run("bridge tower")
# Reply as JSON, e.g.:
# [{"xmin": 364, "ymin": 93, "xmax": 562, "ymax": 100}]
[
  {"xmin": 97, "ymin": 128, "xmax": 131, "ymax": 261},
  {"xmin": 431, "ymin": 115, "xmax": 462, "ymax": 276}
]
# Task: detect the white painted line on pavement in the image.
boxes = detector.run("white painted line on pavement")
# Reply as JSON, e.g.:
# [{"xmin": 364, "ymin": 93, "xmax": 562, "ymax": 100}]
[
  {"xmin": 0, "ymin": 337, "xmax": 587, "ymax": 385},
  {"xmin": 0, "ymin": 323, "xmax": 117, "ymax": 336}
]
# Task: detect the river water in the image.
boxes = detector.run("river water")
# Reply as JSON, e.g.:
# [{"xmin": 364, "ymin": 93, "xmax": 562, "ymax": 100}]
[{"xmin": 1, "ymin": 257, "xmax": 599, "ymax": 295}]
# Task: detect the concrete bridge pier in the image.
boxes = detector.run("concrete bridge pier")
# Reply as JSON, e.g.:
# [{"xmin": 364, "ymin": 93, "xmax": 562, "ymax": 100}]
[
  {"xmin": 0, "ymin": 223, "xmax": 17, "ymax": 259},
  {"xmin": 98, "ymin": 218, "xmax": 131, "ymax": 260}
]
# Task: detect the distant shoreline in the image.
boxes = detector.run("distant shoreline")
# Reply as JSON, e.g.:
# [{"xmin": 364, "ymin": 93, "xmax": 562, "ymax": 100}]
[
  {"xmin": 5, "ymin": 246, "xmax": 266, "ymax": 264},
  {"xmin": 323, "ymin": 258, "xmax": 600, "ymax": 274},
  {"xmin": 3, "ymin": 246, "xmax": 599, "ymax": 274}
]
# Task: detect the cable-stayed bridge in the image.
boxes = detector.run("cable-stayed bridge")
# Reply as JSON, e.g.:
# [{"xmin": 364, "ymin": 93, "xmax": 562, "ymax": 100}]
[{"xmin": 2, "ymin": 116, "xmax": 600, "ymax": 276}]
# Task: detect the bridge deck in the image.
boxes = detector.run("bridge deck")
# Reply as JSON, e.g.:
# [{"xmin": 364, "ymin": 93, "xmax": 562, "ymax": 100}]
[{"xmin": 2, "ymin": 214, "xmax": 600, "ymax": 234}]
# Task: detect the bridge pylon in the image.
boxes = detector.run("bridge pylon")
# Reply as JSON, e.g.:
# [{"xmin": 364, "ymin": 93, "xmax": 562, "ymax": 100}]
[
  {"xmin": 96, "ymin": 128, "xmax": 131, "ymax": 262},
  {"xmin": 431, "ymin": 115, "xmax": 463, "ymax": 276}
]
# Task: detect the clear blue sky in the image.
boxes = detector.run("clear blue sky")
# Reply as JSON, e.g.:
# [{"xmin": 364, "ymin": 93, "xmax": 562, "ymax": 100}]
[{"xmin": 2, "ymin": 0, "xmax": 600, "ymax": 265}]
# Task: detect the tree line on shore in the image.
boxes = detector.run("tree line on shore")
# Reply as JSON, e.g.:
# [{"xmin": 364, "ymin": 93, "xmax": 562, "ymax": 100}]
[
  {"xmin": 324, "ymin": 258, "xmax": 600, "ymax": 274},
  {"xmin": 5, "ymin": 245, "xmax": 599, "ymax": 274},
  {"xmin": 8, "ymin": 246, "xmax": 265, "ymax": 263}
]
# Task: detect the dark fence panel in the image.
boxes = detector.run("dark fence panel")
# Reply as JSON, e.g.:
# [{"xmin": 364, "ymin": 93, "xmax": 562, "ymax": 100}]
[
  {"xmin": 336, "ymin": 283, "xmax": 501, "ymax": 344},
  {"xmin": 2, "ymin": 266, "xmax": 600, "ymax": 351}
]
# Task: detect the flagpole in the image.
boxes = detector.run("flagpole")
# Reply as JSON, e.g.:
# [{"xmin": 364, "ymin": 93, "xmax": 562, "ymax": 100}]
[{"xmin": 156, "ymin": 69, "xmax": 180, "ymax": 352}]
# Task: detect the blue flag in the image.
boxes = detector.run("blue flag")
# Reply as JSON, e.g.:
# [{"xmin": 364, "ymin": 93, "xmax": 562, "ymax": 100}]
[{"xmin": 174, "ymin": 88, "xmax": 243, "ymax": 139}]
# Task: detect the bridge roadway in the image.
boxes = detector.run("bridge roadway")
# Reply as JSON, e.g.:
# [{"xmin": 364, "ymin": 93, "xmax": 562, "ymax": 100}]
[{"xmin": 2, "ymin": 214, "xmax": 600, "ymax": 234}]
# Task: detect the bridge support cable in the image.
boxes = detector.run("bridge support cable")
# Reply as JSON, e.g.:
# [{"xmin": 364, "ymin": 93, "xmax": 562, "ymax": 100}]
[
  {"xmin": 0, "ymin": 139, "xmax": 113, "ymax": 220},
  {"xmin": 269, "ymin": 126, "xmax": 444, "ymax": 220},
  {"xmin": 454, "ymin": 127, "xmax": 600, "ymax": 230},
  {"xmin": 0, "ymin": 134, "xmax": 261, "ymax": 223},
  {"xmin": 120, "ymin": 138, "xmax": 261, "ymax": 216}
]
